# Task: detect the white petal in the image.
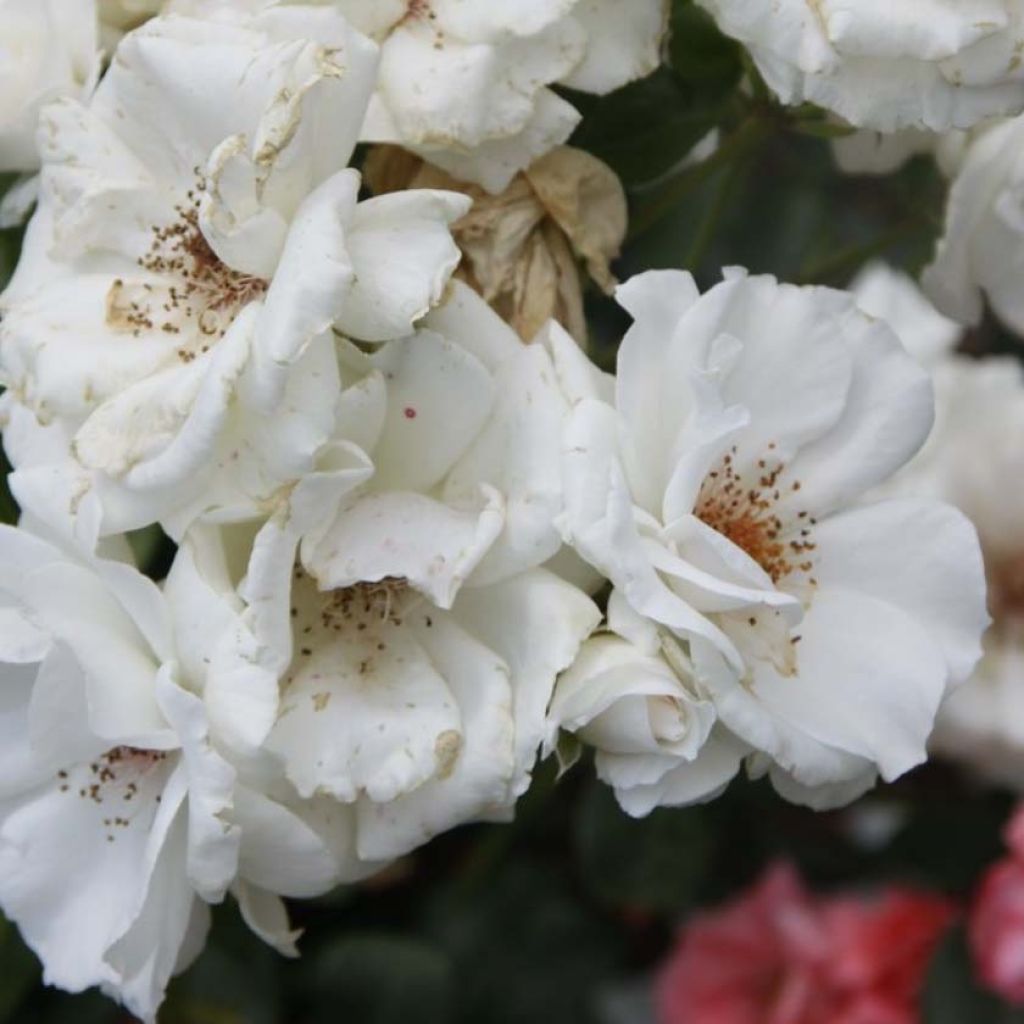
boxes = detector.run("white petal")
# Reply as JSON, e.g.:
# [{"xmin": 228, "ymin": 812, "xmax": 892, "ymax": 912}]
[
  {"xmin": 778, "ymin": 311, "xmax": 934, "ymax": 517},
  {"xmin": 233, "ymin": 785, "xmax": 338, "ymax": 899},
  {"xmin": 306, "ymin": 488, "xmax": 505, "ymax": 610},
  {"xmin": 254, "ymin": 170, "xmax": 359, "ymax": 368},
  {"xmin": 268, "ymin": 611, "xmax": 463, "ymax": 804},
  {"xmin": 355, "ymin": 611, "xmax": 515, "ymax": 860},
  {"xmin": 233, "ymin": 880, "xmax": 300, "ymax": 958},
  {"xmin": 334, "ymin": 190, "xmax": 471, "ymax": 342},
  {"xmin": 445, "ymin": 338, "xmax": 571, "ymax": 583},
  {"xmin": 156, "ymin": 668, "xmax": 240, "ymax": 902},
  {"xmin": 812, "ymin": 499, "xmax": 988, "ymax": 683},
  {"xmin": 376, "ymin": 16, "xmax": 583, "ymax": 148},
  {"xmin": 612, "ymin": 728, "xmax": 746, "ymax": 817},
  {"xmin": 451, "ymin": 568, "xmax": 600, "ymax": 791},
  {"xmin": 560, "ymin": 0, "xmax": 667, "ymax": 94},
  {"xmin": 705, "ymin": 587, "xmax": 950, "ymax": 785},
  {"xmin": 368, "ymin": 329, "xmax": 495, "ymax": 492},
  {"xmin": 0, "ymin": 751, "xmax": 183, "ymax": 1000}
]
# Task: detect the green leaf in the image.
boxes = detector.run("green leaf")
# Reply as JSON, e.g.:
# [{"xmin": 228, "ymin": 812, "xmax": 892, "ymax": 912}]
[
  {"xmin": 668, "ymin": 1, "xmax": 743, "ymax": 88},
  {"xmin": 424, "ymin": 858, "xmax": 622, "ymax": 1024},
  {"xmin": 305, "ymin": 934, "xmax": 453, "ymax": 1024},
  {"xmin": 554, "ymin": 731, "xmax": 583, "ymax": 779},
  {"xmin": 0, "ymin": 915, "xmax": 38, "ymax": 1022},
  {"xmin": 573, "ymin": 780, "xmax": 712, "ymax": 913},
  {"xmin": 568, "ymin": 68, "xmax": 733, "ymax": 189}
]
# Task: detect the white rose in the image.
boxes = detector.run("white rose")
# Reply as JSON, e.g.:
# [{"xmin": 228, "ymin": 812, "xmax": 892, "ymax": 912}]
[
  {"xmin": 0, "ymin": 7, "xmax": 469, "ymax": 537},
  {"xmin": 0, "ymin": 476, "xmax": 393, "ymax": 1017},
  {"xmin": 699, "ymin": 0, "xmax": 1024, "ymax": 132},
  {"xmin": 559, "ymin": 268, "xmax": 989, "ymax": 808},
  {"xmin": 855, "ymin": 273, "xmax": 1024, "ymax": 789},
  {"xmin": 216, "ymin": 284, "xmax": 602, "ymax": 863},
  {"xmin": 550, "ymin": 589, "xmax": 747, "ymax": 817},
  {"xmin": 850, "ymin": 261, "xmax": 962, "ymax": 366},
  {"xmin": 923, "ymin": 114, "xmax": 1024, "ymax": 337}
]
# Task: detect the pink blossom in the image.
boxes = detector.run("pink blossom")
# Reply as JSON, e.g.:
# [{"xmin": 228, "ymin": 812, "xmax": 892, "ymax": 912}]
[
  {"xmin": 656, "ymin": 864, "xmax": 953, "ymax": 1024},
  {"xmin": 969, "ymin": 805, "xmax": 1024, "ymax": 1004}
]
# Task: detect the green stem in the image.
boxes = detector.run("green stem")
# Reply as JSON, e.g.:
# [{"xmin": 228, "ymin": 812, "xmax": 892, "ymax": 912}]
[
  {"xmin": 795, "ymin": 218, "xmax": 923, "ymax": 285},
  {"xmin": 628, "ymin": 117, "xmax": 771, "ymax": 240},
  {"xmin": 683, "ymin": 157, "xmax": 743, "ymax": 271}
]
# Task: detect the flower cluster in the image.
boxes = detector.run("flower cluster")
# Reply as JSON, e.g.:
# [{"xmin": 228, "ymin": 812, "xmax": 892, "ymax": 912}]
[{"xmin": 0, "ymin": 0, "xmax": 1006, "ymax": 1020}]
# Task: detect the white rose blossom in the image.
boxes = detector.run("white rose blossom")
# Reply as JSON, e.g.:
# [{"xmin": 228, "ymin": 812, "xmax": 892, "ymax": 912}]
[
  {"xmin": 0, "ymin": 493, "xmax": 362, "ymax": 1021},
  {"xmin": 923, "ymin": 113, "xmax": 1024, "ymax": 337},
  {"xmin": 556, "ymin": 268, "xmax": 988, "ymax": 809},
  {"xmin": 852, "ymin": 265, "xmax": 1024, "ymax": 790},
  {"xmin": 851, "ymin": 261, "xmax": 963, "ymax": 366},
  {"xmin": 549, "ymin": 588, "xmax": 748, "ymax": 817},
  {"xmin": 0, "ymin": 7, "xmax": 469, "ymax": 538},
  {"xmin": 698, "ymin": 0, "xmax": 1024, "ymax": 132},
  {"xmin": 213, "ymin": 282, "xmax": 602, "ymax": 863},
  {"xmin": 904, "ymin": 359, "xmax": 1024, "ymax": 790},
  {"xmin": 343, "ymin": 0, "xmax": 668, "ymax": 193}
]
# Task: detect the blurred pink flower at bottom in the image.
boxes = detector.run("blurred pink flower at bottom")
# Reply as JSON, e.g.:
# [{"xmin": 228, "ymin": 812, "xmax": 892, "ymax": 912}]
[
  {"xmin": 656, "ymin": 864, "xmax": 954, "ymax": 1024},
  {"xmin": 969, "ymin": 805, "xmax": 1024, "ymax": 1005}
]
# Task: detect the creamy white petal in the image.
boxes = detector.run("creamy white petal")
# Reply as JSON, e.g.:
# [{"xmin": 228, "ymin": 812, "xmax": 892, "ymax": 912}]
[
  {"xmin": 334, "ymin": 190, "xmax": 471, "ymax": 343},
  {"xmin": 560, "ymin": 0, "xmax": 667, "ymax": 94}
]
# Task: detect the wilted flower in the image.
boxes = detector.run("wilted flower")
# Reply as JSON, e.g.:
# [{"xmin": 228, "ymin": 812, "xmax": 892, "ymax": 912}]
[
  {"xmin": 657, "ymin": 862, "xmax": 954, "ymax": 1024},
  {"xmin": 699, "ymin": 0, "xmax": 1024, "ymax": 132},
  {"xmin": 364, "ymin": 143, "xmax": 628, "ymax": 344},
  {"xmin": 559, "ymin": 268, "xmax": 988, "ymax": 808}
]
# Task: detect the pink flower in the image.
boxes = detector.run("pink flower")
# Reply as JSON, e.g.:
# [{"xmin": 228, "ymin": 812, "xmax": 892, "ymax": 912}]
[
  {"xmin": 656, "ymin": 864, "xmax": 954, "ymax": 1024},
  {"xmin": 969, "ymin": 804, "xmax": 1024, "ymax": 1004}
]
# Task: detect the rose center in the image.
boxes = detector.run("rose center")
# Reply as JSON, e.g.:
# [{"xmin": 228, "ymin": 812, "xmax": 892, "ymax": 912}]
[
  {"xmin": 108, "ymin": 175, "xmax": 268, "ymax": 357},
  {"xmin": 695, "ymin": 445, "xmax": 817, "ymax": 587}
]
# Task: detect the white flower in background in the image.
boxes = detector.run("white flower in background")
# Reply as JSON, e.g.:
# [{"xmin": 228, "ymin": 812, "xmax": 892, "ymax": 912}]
[
  {"xmin": 343, "ymin": 0, "xmax": 668, "ymax": 193},
  {"xmin": 923, "ymin": 113, "xmax": 1024, "ymax": 337},
  {"xmin": 0, "ymin": 7, "xmax": 469, "ymax": 537},
  {"xmin": 550, "ymin": 589, "xmax": 748, "ymax": 817},
  {"xmin": 913, "ymin": 359, "xmax": 1024, "ymax": 790},
  {"xmin": 850, "ymin": 261, "xmax": 962, "ymax": 366},
  {"xmin": 0, "ymin": 0, "xmax": 101, "ymax": 174},
  {"xmin": 698, "ymin": 0, "xmax": 1024, "ymax": 132},
  {"xmin": 222, "ymin": 282, "xmax": 602, "ymax": 864},
  {"xmin": 559, "ymin": 268, "xmax": 988, "ymax": 809},
  {"xmin": 854, "ymin": 265, "xmax": 1024, "ymax": 790}
]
